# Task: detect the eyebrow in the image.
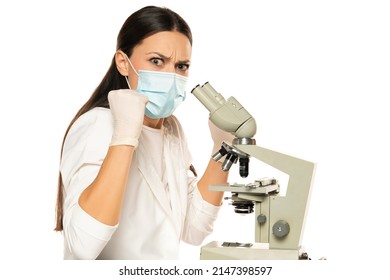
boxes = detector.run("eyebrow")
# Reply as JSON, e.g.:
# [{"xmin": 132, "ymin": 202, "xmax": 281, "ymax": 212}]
[{"xmin": 146, "ymin": 51, "xmax": 191, "ymax": 64}]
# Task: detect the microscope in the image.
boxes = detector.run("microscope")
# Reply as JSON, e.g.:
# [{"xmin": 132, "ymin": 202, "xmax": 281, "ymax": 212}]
[{"xmin": 191, "ymin": 82, "xmax": 316, "ymax": 260}]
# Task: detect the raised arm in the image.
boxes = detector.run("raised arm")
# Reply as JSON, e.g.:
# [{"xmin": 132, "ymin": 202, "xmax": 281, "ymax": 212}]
[{"xmin": 78, "ymin": 89, "xmax": 148, "ymax": 226}]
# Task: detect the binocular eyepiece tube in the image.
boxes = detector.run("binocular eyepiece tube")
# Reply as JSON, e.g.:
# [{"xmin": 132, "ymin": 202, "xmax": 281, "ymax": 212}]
[
  {"xmin": 191, "ymin": 82, "xmax": 226, "ymax": 113},
  {"xmin": 192, "ymin": 82, "xmax": 256, "ymax": 178}
]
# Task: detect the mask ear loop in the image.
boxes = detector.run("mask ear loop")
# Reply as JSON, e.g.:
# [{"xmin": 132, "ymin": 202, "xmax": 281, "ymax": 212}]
[
  {"xmin": 125, "ymin": 76, "xmax": 132, "ymax": 90},
  {"xmin": 122, "ymin": 52, "xmax": 139, "ymax": 90}
]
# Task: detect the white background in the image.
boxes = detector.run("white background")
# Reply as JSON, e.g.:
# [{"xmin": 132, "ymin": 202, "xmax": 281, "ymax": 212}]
[{"xmin": 0, "ymin": 0, "xmax": 389, "ymax": 278}]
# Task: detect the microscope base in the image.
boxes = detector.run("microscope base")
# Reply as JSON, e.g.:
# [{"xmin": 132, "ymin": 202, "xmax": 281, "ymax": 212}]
[{"xmin": 200, "ymin": 241, "xmax": 304, "ymax": 260}]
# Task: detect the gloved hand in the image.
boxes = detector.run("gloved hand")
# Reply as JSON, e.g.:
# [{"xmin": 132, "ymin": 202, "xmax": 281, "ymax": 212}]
[
  {"xmin": 108, "ymin": 89, "xmax": 148, "ymax": 148},
  {"xmin": 209, "ymin": 119, "xmax": 236, "ymax": 158}
]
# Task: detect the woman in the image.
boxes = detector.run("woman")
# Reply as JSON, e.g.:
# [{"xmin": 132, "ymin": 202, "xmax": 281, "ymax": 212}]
[{"xmin": 55, "ymin": 5, "xmax": 233, "ymax": 260}]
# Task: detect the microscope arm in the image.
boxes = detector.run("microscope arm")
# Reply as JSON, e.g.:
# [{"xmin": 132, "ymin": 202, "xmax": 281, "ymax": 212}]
[{"xmin": 234, "ymin": 144, "xmax": 316, "ymax": 250}]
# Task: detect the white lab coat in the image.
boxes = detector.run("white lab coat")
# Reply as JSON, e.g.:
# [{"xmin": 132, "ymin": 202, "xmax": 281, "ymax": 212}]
[{"xmin": 60, "ymin": 107, "xmax": 220, "ymax": 260}]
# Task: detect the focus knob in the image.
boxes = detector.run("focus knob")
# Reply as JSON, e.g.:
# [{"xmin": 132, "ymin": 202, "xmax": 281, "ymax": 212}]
[{"xmin": 272, "ymin": 220, "xmax": 290, "ymax": 238}]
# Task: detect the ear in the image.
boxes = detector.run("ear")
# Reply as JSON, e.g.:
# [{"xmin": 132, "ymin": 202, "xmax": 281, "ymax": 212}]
[{"xmin": 115, "ymin": 50, "xmax": 130, "ymax": 76}]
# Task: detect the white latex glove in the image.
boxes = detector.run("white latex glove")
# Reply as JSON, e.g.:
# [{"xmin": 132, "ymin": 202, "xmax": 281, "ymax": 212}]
[
  {"xmin": 108, "ymin": 89, "xmax": 148, "ymax": 147},
  {"xmin": 209, "ymin": 119, "xmax": 236, "ymax": 156}
]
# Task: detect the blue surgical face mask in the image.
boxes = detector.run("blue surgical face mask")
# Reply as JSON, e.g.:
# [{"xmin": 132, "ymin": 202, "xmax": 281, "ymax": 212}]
[{"xmin": 124, "ymin": 56, "xmax": 188, "ymax": 119}]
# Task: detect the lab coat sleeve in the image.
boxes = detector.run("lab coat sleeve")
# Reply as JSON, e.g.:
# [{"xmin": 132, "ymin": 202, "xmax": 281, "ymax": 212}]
[
  {"xmin": 60, "ymin": 108, "xmax": 118, "ymax": 259},
  {"xmin": 181, "ymin": 181, "xmax": 221, "ymax": 245}
]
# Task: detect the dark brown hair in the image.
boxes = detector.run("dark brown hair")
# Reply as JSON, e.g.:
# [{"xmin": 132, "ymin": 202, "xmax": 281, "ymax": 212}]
[{"xmin": 54, "ymin": 6, "xmax": 192, "ymax": 231}]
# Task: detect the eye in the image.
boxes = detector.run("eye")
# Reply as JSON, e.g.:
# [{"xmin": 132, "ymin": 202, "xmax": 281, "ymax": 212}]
[
  {"xmin": 150, "ymin": 57, "xmax": 163, "ymax": 66},
  {"xmin": 176, "ymin": 63, "xmax": 190, "ymax": 72}
]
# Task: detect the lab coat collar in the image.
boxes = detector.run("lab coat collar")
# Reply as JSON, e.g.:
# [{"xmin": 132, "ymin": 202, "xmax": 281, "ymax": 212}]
[
  {"xmin": 137, "ymin": 121, "xmax": 185, "ymax": 236},
  {"xmin": 137, "ymin": 140, "xmax": 173, "ymax": 218}
]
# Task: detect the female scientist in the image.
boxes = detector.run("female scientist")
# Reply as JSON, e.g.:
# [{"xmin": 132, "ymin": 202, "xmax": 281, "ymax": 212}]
[{"xmin": 54, "ymin": 5, "xmax": 234, "ymax": 259}]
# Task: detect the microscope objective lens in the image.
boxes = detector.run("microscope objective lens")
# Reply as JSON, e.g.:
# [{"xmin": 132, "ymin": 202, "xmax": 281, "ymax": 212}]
[{"xmin": 239, "ymin": 157, "xmax": 249, "ymax": 178}]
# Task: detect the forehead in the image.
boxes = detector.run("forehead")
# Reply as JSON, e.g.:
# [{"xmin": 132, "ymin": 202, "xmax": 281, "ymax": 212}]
[{"xmin": 134, "ymin": 31, "xmax": 192, "ymax": 58}]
